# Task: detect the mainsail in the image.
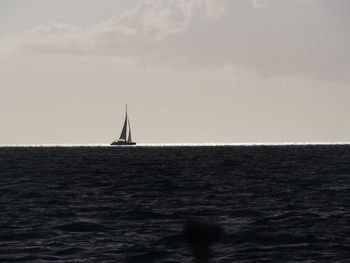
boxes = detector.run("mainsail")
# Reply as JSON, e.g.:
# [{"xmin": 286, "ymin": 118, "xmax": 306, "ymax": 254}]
[
  {"xmin": 118, "ymin": 114, "xmax": 128, "ymax": 141},
  {"xmin": 118, "ymin": 105, "xmax": 133, "ymax": 142}
]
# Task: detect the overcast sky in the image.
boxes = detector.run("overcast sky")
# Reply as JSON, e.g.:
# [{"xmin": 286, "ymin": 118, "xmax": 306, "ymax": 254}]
[{"xmin": 0, "ymin": 0, "xmax": 349, "ymax": 144}]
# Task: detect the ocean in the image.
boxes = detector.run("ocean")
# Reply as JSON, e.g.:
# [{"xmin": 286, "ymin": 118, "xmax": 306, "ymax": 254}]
[{"xmin": 0, "ymin": 145, "xmax": 349, "ymax": 262}]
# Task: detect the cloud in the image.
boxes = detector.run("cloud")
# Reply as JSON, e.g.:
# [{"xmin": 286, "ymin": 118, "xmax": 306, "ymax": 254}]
[
  {"xmin": 0, "ymin": 0, "xmax": 349, "ymax": 82},
  {"xmin": 0, "ymin": 0, "xmax": 208, "ymax": 55},
  {"xmin": 252, "ymin": 0, "xmax": 268, "ymax": 8}
]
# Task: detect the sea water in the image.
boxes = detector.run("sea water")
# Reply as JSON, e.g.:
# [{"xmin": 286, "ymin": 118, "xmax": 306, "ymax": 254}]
[{"xmin": 0, "ymin": 145, "xmax": 349, "ymax": 262}]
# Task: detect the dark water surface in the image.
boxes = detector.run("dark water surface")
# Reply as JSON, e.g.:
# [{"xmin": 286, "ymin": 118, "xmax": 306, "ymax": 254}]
[{"xmin": 0, "ymin": 145, "xmax": 349, "ymax": 262}]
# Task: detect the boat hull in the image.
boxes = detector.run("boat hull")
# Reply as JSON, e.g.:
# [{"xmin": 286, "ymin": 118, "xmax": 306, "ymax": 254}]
[{"xmin": 111, "ymin": 141, "xmax": 136, "ymax": 146}]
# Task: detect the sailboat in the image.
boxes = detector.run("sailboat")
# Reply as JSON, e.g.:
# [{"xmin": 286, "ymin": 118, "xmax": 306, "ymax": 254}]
[{"xmin": 111, "ymin": 105, "xmax": 136, "ymax": 146}]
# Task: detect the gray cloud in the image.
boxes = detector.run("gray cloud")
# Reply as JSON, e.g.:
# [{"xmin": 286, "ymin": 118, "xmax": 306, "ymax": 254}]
[{"xmin": 1, "ymin": 0, "xmax": 349, "ymax": 81}]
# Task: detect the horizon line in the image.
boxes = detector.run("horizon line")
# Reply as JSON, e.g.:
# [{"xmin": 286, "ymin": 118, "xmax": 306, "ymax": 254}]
[{"xmin": 1, "ymin": 142, "xmax": 350, "ymax": 147}]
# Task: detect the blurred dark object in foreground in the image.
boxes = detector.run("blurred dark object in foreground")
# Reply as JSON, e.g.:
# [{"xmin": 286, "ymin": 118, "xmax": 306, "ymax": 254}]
[{"xmin": 184, "ymin": 219, "xmax": 222, "ymax": 263}]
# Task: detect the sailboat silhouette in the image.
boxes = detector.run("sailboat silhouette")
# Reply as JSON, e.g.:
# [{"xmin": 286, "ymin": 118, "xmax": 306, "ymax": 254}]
[{"xmin": 111, "ymin": 105, "xmax": 136, "ymax": 145}]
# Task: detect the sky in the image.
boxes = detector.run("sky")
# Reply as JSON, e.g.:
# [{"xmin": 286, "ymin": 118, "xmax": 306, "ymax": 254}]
[{"xmin": 0, "ymin": 0, "xmax": 349, "ymax": 144}]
